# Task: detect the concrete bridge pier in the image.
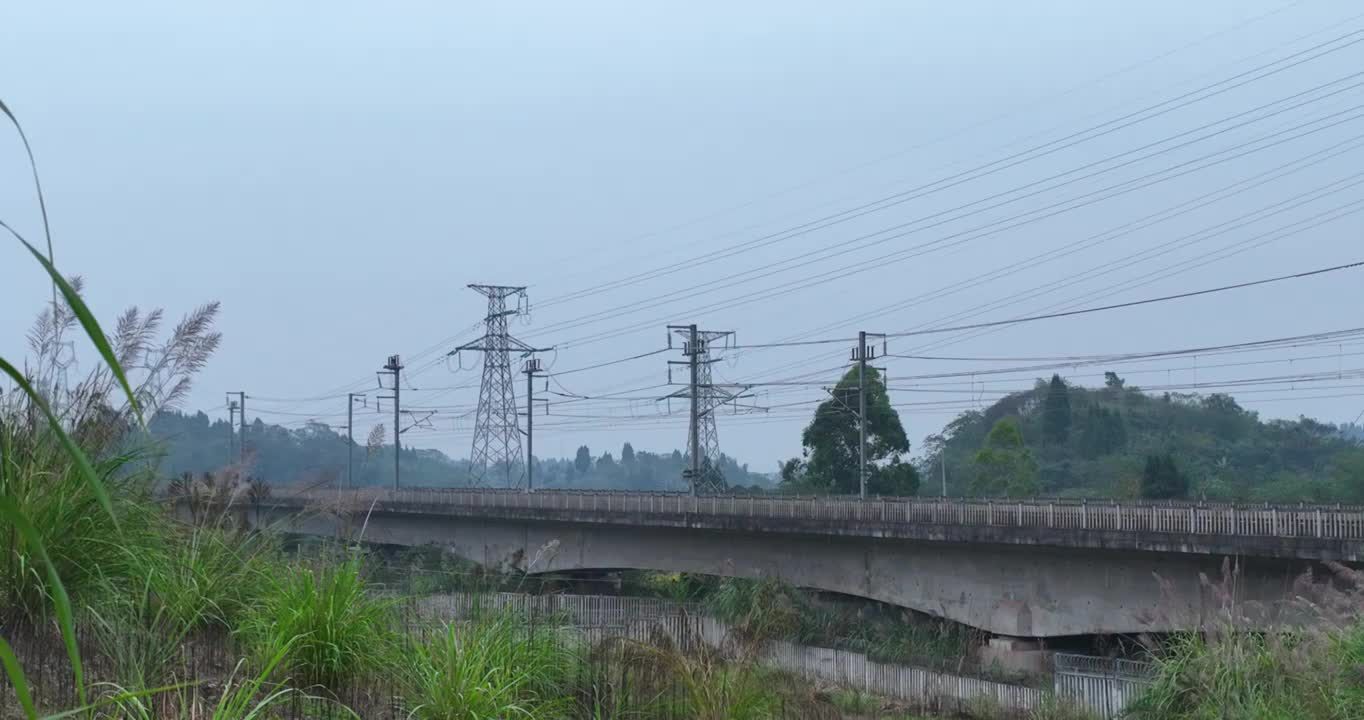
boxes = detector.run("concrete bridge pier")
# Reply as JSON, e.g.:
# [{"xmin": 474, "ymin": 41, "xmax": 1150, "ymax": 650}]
[{"xmin": 979, "ymin": 636, "xmax": 1051, "ymax": 676}]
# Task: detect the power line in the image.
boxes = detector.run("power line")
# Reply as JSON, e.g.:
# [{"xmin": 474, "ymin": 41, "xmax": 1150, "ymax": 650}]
[{"xmin": 536, "ymin": 30, "xmax": 1364, "ymax": 314}]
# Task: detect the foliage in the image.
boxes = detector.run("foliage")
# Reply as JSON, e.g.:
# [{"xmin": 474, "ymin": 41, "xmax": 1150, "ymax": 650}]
[
  {"xmin": 151, "ymin": 412, "xmax": 773, "ymax": 491},
  {"xmin": 1042, "ymin": 375, "xmax": 1071, "ymax": 445},
  {"xmin": 237, "ymin": 553, "xmax": 397, "ymax": 688},
  {"xmin": 828, "ymin": 688, "xmax": 879, "ymax": 715},
  {"xmin": 781, "ymin": 367, "xmax": 919, "ymax": 495},
  {"xmin": 402, "ymin": 612, "xmax": 578, "ymax": 720},
  {"xmin": 927, "ymin": 372, "xmax": 1364, "ymax": 500},
  {"xmin": 604, "ymin": 641, "xmax": 780, "ymax": 720},
  {"xmin": 1127, "ymin": 563, "xmax": 1364, "ymax": 720},
  {"xmin": 574, "ymin": 445, "xmax": 593, "ymax": 475},
  {"xmin": 151, "ymin": 521, "xmax": 279, "ymax": 630},
  {"xmin": 705, "ymin": 577, "xmax": 804, "ymax": 647},
  {"xmin": 969, "ymin": 418, "xmax": 1040, "ymax": 497},
  {"xmin": 1139, "ymin": 453, "xmax": 1189, "ymax": 499}
]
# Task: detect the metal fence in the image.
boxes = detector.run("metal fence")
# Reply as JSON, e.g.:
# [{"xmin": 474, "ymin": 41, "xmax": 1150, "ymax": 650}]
[
  {"xmin": 273, "ymin": 486, "xmax": 1364, "ymax": 540},
  {"xmin": 1054, "ymin": 653, "xmax": 1155, "ymax": 718},
  {"xmin": 422, "ymin": 591, "xmax": 1156, "ymax": 719}
]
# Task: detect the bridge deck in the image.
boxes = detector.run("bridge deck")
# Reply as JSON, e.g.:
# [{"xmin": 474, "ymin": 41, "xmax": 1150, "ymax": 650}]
[{"xmin": 261, "ymin": 488, "xmax": 1364, "ymax": 559}]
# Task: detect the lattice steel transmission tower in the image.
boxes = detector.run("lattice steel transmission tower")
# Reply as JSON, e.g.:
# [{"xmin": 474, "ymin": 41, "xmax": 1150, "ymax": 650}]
[
  {"xmin": 452, "ymin": 285, "xmax": 548, "ymax": 488},
  {"xmin": 663, "ymin": 325, "xmax": 757, "ymax": 495}
]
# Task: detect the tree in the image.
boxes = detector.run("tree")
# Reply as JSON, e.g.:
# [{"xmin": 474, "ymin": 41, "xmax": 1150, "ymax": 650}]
[
  {"xmin": 1140, "ymin": 453, "xmax": 1188, "ymax": 499},
  {"xmin": 1043, "ymin": 374, "xmax": 1072, "ymax": 445},
  {"xmin": 786, "ymin": 366, "xmax": 910, "ymax": 495},
  {"xmin": 870, "ymin": 457, "xmax": 920, "ymax": 496},
  {"xmin": 574, "ymin": 445, "xmax": 592, "ymax": 475},
  {"xmin": 1079, "ymin": 406, "xmax": 1127, "ymax": 458},
  {"xmin": 621, "ymin": 442, "xmax": 636, "ymax": 465},
  {"xmin": 970, "ymin": 418, "xmax": 1039, "ymax": 497}
]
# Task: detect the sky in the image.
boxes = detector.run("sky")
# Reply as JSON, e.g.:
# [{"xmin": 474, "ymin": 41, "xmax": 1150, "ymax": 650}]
[{"xmin": 3, "ymin": 0, "xmax": 1363, "ymax": 474}]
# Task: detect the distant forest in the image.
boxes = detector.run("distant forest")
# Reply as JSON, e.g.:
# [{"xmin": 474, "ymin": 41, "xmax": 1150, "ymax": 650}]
[
  {"xmin": 147, "ymin": 411, "xmax": 772, "ymax": 491},
  {"xmin": 922, "ymin": 372, "xmax": 1364, "ymax": 502},
  {"xmin": 150, "ymin": 370, "xmax": 1363, "ymax": 501}
]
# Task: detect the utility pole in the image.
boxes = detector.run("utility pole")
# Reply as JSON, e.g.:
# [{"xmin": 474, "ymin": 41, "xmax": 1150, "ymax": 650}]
[
  {"xmin": 346, "ymin": 393, "xmax": 366, "ymax": 489},
  {"xmin": 229, "ymin": 391, "xmax": 247, "ymax": 464},
  {"xmin": 452, "ymin": 285, "xmax": 550, "ymax": 488},
  {"xmin": 226, "ymin": 398, "xmax": 239, "ymax": 465},
  {"xmin": 941, "ymin": 454, "xmax": 948, "ymax": 497},
  {"xmin": 850, "ymin": 332, "xmax": 885, "ymax": 499},
  {"xmin": 377, "ymin": 356, "xmax": 403, "ymax": 490},
  {"xmin": 858, "ymin": 331, "xmax": 867, "ymax": 500},
  {"xmin": 522, "ymin": 358, "xmax": 547, "ymax": 492},
  {"xmin": 687, "ymin": 325, "xmax": 700, "ymax": 492}
]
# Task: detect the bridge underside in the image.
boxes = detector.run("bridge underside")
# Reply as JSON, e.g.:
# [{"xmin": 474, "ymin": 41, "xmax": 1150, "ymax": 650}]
[{"xmin": 262, "ymin": 508, "xmax": 1312, "ymax": 638}]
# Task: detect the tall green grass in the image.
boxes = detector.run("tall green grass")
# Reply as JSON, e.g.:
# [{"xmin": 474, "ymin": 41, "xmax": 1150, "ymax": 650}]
[
  {"xmin": 141, "ymin": 519, "xmax": 280, "ymax": 631},
  {"xmin": 0, "ymin": 432, "xmax": 161, "ymax": 619},
  {"xmin": 403, "ymin": 611, "xmax": 578, "ymax": 720},
  {"xmin": 1127, "ymin": 564, "xmax": 1364, "ymax": 720},
  {"xmin": 238, "ymin": 553, "xmax": 397, "ymax": 688}
]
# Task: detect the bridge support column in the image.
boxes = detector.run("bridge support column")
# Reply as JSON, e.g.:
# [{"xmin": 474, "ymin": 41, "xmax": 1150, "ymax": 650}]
[{"xmin": 978, "ymin": 635, "xmax": 1050, "ymax": 677}]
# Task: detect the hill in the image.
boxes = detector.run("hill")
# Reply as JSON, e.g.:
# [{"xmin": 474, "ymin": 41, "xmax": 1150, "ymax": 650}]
[{"xmin": 922, "ymin": 372, "xmax": 1364, "ymax": 502}]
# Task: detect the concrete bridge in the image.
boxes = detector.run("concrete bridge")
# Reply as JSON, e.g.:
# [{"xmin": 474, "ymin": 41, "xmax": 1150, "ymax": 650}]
[{"xmin": 238, "ymin": 488, "xmax": 1364, "ymax": 639}]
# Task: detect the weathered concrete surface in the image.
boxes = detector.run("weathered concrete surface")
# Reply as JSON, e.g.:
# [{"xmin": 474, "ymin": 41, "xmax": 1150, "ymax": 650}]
[
  {"xmin": 299, "ymin": 492, "xmax": 1364, "ymax": 561},
  {"xmin": 256, "ymin": 505, "xmax": 1318, "ymax": 638}
]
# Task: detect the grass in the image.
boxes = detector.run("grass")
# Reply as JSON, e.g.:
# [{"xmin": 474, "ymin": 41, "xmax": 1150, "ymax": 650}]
[
  {"xmin": 1125, "ymin": 562, "xmax": 1364, "ymax": 720},
  {"xmin": 829, "ymin": 688, "xmax": 880, "ymax": 716},
  {"xmin": 402, "ymin": 611, "xmax": 578, "ymax": 720},
  {"xmin": 237, "ymin": 552, "xmax": 398, "ymax": 689}
]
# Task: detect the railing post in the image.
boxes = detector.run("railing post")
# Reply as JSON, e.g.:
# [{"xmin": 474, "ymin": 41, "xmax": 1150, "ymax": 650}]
[
  {"xmin": 1047, "ymin": 502, "xmax": 1054, "ymax": 528},
  {"xmin": 1081, "ymin": 499, "xmax": 1087, "ymax": 530},
  {"xmin": 1115, "ymin": 502, "xmax": 1122, "ymax": 531},
  {"xmin": 1316, "ymin": 508, "xmax": 1323, "ymax": 538},
  {"xmin": 986, "ymin": 500, "xmax": 993, "ymax": 526},
  {"xmin": 1017, "ymin": 502, "xmax": 1023, "ymax": 526}
]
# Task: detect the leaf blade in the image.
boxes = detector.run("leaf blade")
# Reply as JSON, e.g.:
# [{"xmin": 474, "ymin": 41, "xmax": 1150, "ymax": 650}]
[
  {"xmin": 0, "ymin": 637, "xmax": 38, "ymax": 720},
  {"xmin": 0, "ymin": 357, "xmax": 116, "ymax": 527},
  {"xmin": 0, "ymin": 496, "xmax": 86, "ymax": 707}
]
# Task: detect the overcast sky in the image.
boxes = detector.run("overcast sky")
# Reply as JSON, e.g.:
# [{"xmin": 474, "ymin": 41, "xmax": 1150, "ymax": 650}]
[{"xmin": 3, "ymin": 0, "xmax": 1362, "ymax": 472}]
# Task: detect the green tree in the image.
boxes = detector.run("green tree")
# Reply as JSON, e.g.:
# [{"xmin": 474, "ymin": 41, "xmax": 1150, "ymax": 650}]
[
  {"xmin": 1079, "ymin": 406, "xmax": 1127, "ymax": 458},
  {"xmin": 970, "ymin": 418, "xmax": 1039, "ymax": 497},
  {"xmin": 784, "ymin": 366, "xmax": 911, "ymax": 495},
  {"xmin": 574, "ymin": 445, "xmax": 592, "ymax": 475},
  {"xmin": 1140, "ymin": 453, "xmax": 1189, "ymax": 499},
  {"xmin": 1043, "ymin": 374, "xmax": 1072, "ymax": 445}
]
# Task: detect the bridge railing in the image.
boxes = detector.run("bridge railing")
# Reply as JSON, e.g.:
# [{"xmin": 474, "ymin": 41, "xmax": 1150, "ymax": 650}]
[{"xmin": 270, "ymin": 488, "xmax": 1364, "ymax": 540}]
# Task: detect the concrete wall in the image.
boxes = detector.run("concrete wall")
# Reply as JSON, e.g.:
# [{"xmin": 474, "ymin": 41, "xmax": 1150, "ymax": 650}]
[{"xmin": 260, "ymin": 506, "xmax": 1312, "ymax": 638}]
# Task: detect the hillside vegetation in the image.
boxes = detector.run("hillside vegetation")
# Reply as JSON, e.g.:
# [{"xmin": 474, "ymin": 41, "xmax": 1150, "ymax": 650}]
[{"xmin": 924, "ymin": 372, "xmax": 1364, "ymax": 502}]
